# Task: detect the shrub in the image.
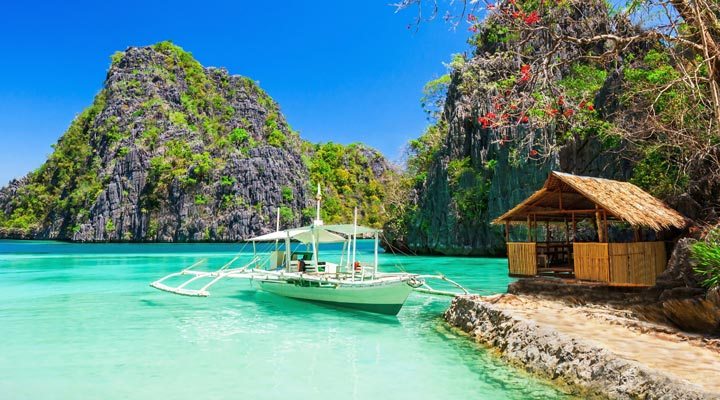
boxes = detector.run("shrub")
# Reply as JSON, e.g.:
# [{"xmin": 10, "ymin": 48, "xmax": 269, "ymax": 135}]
[
  {"xmin": 692, "ymin": 227, "xmax": 720, "ymax": 289},
  {"xmin": 229, "ymin": 127, "xmax": 249, "ymax": 144},
  {"xmin": 279, "ymin": 206, "xmax": 293, "ymax": 223},
  {"xmin": 267, "ymin": 129, "xmax": 286, "ymax": 147},
  {"xmin": 220, "ymin": 176, "xmax": 236, "ymax": 186},
  {"xmin": 105, "ymin": 219, "xmax": 116, "ymax": 233},
  {"xmin": 110, "ymin": 51, "xmax": 124, "ymax": 65},
  {"xmin": 281, "ymin": 186, "xmax": 293, "ymax": 202},
  {"xmin": 169, "ymin": 111, "xmax": 188, "ymax": 127}
]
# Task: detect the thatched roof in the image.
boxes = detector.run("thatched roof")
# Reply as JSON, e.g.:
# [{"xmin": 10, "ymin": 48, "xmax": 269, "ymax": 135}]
[{"xmin": 492, "ymin": 171, "xmax": 688, "ymax": 231}]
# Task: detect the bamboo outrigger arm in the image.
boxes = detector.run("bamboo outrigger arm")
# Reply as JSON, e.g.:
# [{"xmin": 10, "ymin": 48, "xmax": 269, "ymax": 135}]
[
  {"xmin": 149, "ymin": 255, "xmax": 263, "ymax": 297},
  {"xmin": 412, "ymin": 274, "xmax": 470, "ymax": 297}
]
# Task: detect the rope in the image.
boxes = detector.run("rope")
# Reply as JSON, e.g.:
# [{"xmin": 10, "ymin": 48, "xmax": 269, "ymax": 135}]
[{"xmin": 379, "ymin": 232, "xmax": 412, "ymax": 273}]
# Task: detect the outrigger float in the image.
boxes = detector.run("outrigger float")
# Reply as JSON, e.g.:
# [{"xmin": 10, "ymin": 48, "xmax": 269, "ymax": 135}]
[{"xmin": 151, "ymin": 187, "xmax": 469, "ymax": 315}]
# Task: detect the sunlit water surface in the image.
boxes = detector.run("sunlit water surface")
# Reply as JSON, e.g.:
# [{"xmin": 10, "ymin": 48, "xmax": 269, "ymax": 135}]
[{"xmin": 0, "ymin": 240, "xmax": 574, "ymax": 399}]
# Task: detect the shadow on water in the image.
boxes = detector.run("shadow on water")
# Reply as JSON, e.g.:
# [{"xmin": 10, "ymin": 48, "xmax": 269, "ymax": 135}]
[{"xmin": 139, "ymin": 299, "xmax": 164, "ymax": 307}]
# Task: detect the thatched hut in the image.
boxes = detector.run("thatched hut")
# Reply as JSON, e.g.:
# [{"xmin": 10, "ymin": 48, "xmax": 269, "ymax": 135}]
[{"xmin": 492, "ymin": 171, "xmax": 688, "ymax": 286}]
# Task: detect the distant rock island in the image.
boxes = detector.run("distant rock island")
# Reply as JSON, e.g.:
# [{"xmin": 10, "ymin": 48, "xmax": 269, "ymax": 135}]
[{"xmin": 0, "ymin": 42, "xmax": 392, "ymax": 242}]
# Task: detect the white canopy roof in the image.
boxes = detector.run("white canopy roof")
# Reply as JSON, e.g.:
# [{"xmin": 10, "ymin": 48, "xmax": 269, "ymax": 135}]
[
  {"xmin": 322, "ymin": 224, "xmax": 381, "ymax": 235},
  {"xmin": 247, "ymin": 226, "xmax": 345, "ymax": 244},
  {"xmin": 247, "ymin": 224, "xmax": 380, "ymax": 244}
]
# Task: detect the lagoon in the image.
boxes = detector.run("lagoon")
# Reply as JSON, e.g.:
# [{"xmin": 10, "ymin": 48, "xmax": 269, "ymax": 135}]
[{"xmin": 0, "ymin": 240, "xmax": 572, "ymax": 399}]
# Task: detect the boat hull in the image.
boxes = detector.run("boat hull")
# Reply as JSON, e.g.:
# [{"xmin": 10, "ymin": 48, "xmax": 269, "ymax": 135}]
[{"xmin": 255, "ymin": 279, "xmax": 414, "ymax": 315}]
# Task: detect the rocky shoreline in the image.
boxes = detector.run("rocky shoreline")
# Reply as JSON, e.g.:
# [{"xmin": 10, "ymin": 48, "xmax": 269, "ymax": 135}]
[{"xmin": 445, "ymin": 295, "xmax": 720, "ymax": 400}]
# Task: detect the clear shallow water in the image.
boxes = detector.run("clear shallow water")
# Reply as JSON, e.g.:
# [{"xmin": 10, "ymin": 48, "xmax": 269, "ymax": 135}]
[{"xmin": 0, "ymin": 240, "xmax": 573, "ymax": 400}]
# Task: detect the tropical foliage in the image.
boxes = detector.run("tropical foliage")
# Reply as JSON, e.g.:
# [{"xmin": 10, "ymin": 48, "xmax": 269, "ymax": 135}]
[{"xmin": 692, "ymin": 227, "xmax": 720, "ymax": 289}]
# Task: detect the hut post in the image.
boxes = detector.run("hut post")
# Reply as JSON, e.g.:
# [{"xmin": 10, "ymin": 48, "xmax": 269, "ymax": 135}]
[
  {"xmin": 571, "ymin": 212, "xmax": 576, "ymax": 242},
  {"xmin": 595, "ymin": 205, "xmax": 604, "ymax": 242},
  {"xmin": 558, "ymin": 188, "xmax": 563, "ymax": 209},
  {"xmin": 526, "ymin": 216, "xmax": 531, "ymax": 242},
  {"xmin": 603, "ymin": 211, "xmax": 609, "ymax": 243},
  {"xmin": 633, "ymin": 227, "xmax": 640, "ymax": 242},
  {"xmin": 545, "ymin": 221, "xmax": 550, "ymax": 244},
  {"xmin": 505, "ymin": 221, "xmax": 510, "ymax": 242}
]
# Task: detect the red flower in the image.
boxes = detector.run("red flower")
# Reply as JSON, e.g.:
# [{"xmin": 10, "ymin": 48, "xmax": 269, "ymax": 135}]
[
  {"xmin": 478, "ymin": 116, "xmax": 491, "ymax": 128},
  {"xmin": 529, "ymin": 149, "xmax": 539, "ymax": 157},
  {"xmin": 519, "ymin": 64, "xmax": 531, "ymax": 82},
  {"xmin": 468, "ymin": 14, "xmax": 477, "ymax": 21},
  {"xmin": 524, "ymin": 11, "xmax": 540, "ymax": 25},
  {"xmin": 548, "ymin": 108, "xmax": 559, "ymax": 116},
  {"xmin": 519, "ymin": 115, "xmax": 529, "ymax": 123},
  {"xmin": 557, "ymin": 96, "xmax": 564, "ymax": 106},
  {"xmin": 563, "ymin": 109, "xmax": 574, "ymax": 118},
  {"xmin": 469, "ymin": 25, "xmax": 478, "ymax": 33},
  {"xmin": 587, "ymin": 104, "xmax": 595, "ymax": 111},
  {"xmin": 478, "ymin": 112, "xmax": 498, "ymax": 128},
  {"xmin": 512, "ymin": 10, "xmax": 525, "ymax": 19},
  {"xmin": 488, "ymin": 4, "xmax": 496, "ymax": 10}
]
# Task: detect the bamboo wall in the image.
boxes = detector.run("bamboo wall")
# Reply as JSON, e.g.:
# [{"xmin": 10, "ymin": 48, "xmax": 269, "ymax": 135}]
[
  {"xmin": 608, "ymin": 242, "xmax": 666, "ymax": 286},
  {"xmin": 507, "ymin": 242, "xmax": 537, "ymax": 276},
  {"xmin": 573, "ymin": 243, "xmax": 610, "ymax": 282}
]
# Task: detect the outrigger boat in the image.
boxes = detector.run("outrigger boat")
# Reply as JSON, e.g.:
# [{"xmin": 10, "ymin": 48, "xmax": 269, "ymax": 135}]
[{"xmin": 151, "ymin": 187, "xmax": 469, "ymax": 315}]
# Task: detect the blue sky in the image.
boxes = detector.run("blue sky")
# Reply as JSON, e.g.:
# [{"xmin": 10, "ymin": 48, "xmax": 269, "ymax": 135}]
[{"xmin": 0, "ymin": 1, "xmax": 470, "ymax": 186}]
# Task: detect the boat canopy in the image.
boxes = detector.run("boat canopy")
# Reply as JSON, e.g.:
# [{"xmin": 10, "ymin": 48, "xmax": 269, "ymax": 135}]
[
  {"xmin": 247, "ymin": 226, "xmax": 345, "ymax": 244},
  {"xmin": 321, "ymin": 224, "xmax": 381, "ymax": 236},
  {"xmin": 247, "ymin": 224, "xmax": 380, "ymax": 244}
]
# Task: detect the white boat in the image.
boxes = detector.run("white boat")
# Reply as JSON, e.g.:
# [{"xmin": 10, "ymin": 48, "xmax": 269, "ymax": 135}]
[{"xmin": 150, "ymin": 187, "xmax": 468, "ymax": 315}]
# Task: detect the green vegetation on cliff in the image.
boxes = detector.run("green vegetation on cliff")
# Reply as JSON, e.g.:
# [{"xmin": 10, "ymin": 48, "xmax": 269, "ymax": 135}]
[{"xmin": 305, "ymin": 142, "xmax": 390, "ymax": 228}]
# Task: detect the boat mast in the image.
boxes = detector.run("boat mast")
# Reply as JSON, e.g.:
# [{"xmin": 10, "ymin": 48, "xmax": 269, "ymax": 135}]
[
  {"xmin": 352, "ymin": 207, "xmax": 358, "ymax": 278},
  {"xmin": 275, "ymin": 207, "xmax": 280, "ymax": 253},
  {"xmin": 284, "ymin": 231, "xmax": 291, "ymax": 273},
  {"xmin": 373, "ymin": 230, "xmax": 378, "ymax": 279},
  {"xmin": 312, "ymin": 184, "xmax": 322, "ymax": 266},
  {"xmin": 314, "ymin": 184, "xmax": 323, "ymax": 226}
]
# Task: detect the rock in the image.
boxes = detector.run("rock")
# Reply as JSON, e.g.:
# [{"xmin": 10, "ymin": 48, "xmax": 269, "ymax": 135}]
[
  {"xmin": 655, "ymin": 238, "xmax": 703, "ymax": 290},
  {"xmin": 445, "ymin": 296, "xmax": 718, "ymax": 399}
]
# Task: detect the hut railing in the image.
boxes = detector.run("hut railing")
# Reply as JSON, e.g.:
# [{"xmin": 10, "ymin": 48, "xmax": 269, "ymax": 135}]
[
  {"xmin": 572, "ymin": 242, "xmax": 666, "ymax": 286},
  {"xmin": 573, "ymin": 243, "xmax": 610, "ymax": 282},
  {"xmin": 507, "ymin": 242, "xmax": 537, "ymax": 276},
  {"xmin": 608, "ymin": 242, "xmax": 666, "ymax": 286}
]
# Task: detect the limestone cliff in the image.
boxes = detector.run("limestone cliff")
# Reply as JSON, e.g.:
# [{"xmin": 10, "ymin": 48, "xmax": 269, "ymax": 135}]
[
  {"xmin": 0, "ymin": 42, "xmax": 391, "ymax": 241},
  {"xmin": 384, "ymin": 1, "xmax": 636, "ymax": 255}
]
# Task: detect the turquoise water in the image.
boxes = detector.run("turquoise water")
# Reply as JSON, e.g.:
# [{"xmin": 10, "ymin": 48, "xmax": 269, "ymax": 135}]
[{"xmin": 0, "ymin": 240, "xmax": 572, "ymax": 399}]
